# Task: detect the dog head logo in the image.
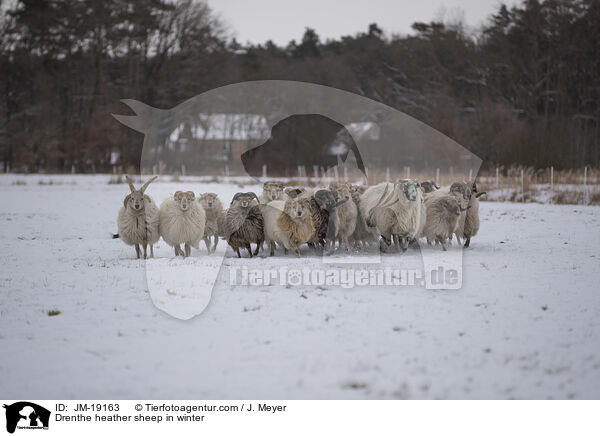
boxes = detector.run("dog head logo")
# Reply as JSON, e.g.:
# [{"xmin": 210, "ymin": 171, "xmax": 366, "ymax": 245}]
[
  {"xmin": 113, "ymin": 80, "xmax": 481, "ymax": 320},
  {"xmin": 3, "ymin": 402, "xmax": 50, "ymax": 433}
]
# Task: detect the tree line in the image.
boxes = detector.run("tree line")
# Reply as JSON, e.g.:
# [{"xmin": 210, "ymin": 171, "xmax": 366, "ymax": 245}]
[{"xmin": 0, "ymin": 0, "xmax": 599, "ymax": 173}]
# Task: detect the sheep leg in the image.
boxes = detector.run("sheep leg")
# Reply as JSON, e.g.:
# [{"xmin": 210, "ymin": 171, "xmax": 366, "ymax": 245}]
[
  {"xmin": 204, "ymin": 237, "xmax": 211, "ymax": 253},
  {"xmin": 284, "ymin": 248, "xmax": 288, "ymax": 255},
  {"xmin": 135, "ymin": 244, "xmax": 141, "ymax": 259},
  {"xmin": 246, "ymin": 243, "xmax": 253, "ymax": 258},
  {"xmin": 295, "ymin": 248, "xmax": 301, "ymax": 257},
  {"xmin": 400, "ymin": 237, "xmax": 409, "ymax": 252},
  {"xmin": 270, "ymin": 241, "xmax": 276, "ymax": 257},
  {"xmin": 455, "ymin": 234, "xmax": 462, "ymax": 245},
  {"xmin": 436, "ymin": 236, "xmax": 447, "ymax": 251},
  {"xmin": 212, "ymin": 236, "xmax": 219, "ymax": 253},
  {"xmin": 344, "ymin": 236, "xmax": 351, "ymax": 251},
  {"xmin": 325, "ymin": 239, "xmax": 334, "ymax": 254},
  {"xmin": 185, "ymin": 243, "xmax": 191, "ymax": 257},
  {"xmin": 253, "ymin": 242, "xmax": 260, "ymax": 256},
  {"xmin": 464, "ymin": 237, "xmax": 471, "ymax": 248},
  {"xmin": 143, "ymin": 243, "xmax": 148, "ymax": 259},
  {"xmin": 235, "ymin": 248, "xmax": 241, "ymax": 258},
  {"xmin": 379, "ymin": 236, "xmax": 391, "ymax": 253},
  {"xmin": 174, "ymin": 245, "xmax": 184, "ymax": 256},
  {"xmin": 150, "ymin": 245, "xmax": 154, "ymax": 258}
]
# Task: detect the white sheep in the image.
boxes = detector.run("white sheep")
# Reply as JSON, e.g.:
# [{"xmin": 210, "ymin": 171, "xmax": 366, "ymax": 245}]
[
  {"xmin": 349, "ymin": 184, "xmax": 379, "ymax": 249},
  {"xmin": 359, "ymin": 179, "xmax": 424, "ymax": 252},
  {"xmin": 198, "ymin": 192, "xmax": 223, "ymax": 253},
  {"xmin": 117, "ymin": 176, "xmax": 160, "ymax": 259},
  {"xmin": 159, "ymin": 191, "xmax": 206, "ymax": 257},
  {"xmin": 262, "ymin": 196, "xmax": 314, "ymax": 256},
  {"xmin": 259, "ymin": 181, "xmax": 285, "ymax": 203}
]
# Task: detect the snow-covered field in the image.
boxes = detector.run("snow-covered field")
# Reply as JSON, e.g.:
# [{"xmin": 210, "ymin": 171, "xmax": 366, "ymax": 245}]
[{"xmin": 1, "ymin": 174, "xmax": 600, "ymax": 399}]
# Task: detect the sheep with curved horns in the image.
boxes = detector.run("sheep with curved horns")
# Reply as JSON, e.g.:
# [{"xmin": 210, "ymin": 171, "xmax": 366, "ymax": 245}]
[
  {"xmin": 423, "ymin": 192, "xmax": 466, "ymax": 250},
  {"xmin": 159, "ymin": 191, "xmax": 206, "ymax": 257},
  {"xmin": 419, "ymin": 180, "xmax": 440, "ymax": 194},
  {"xmin": 454, "ymin": 181, "xmax": 486, "ymax": 247},
  {"xmin": 117, "ymin": 175, "xmax": 160, "ymax": 259},
  {"xmin": 263, "ymin": 195, "xmax": 314, "ymax": 256},
  {"xmin": 221, "ymin": 192, "xmax": 264, "ymax": 258},
  {"xmin": 360, "ymin": 179, "xmax": 424, "ymax": 252},
  {"xmin": 328, "ymin": 182, "xmax": 358, "ymax": 251},
  {"xmin": 198, "ymin": 193, "xmax": 223, "ymax": 254}
]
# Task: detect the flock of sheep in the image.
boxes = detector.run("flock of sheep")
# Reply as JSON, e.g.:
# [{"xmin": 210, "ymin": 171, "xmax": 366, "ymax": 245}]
[{"xmin": 116, "ymin": 176, "xmax": 485, "ymax": 259}]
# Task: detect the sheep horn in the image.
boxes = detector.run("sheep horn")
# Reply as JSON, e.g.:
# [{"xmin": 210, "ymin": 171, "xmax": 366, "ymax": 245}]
[
  {"xmin": 140, "ymin": 175, "xmax": 158, "ymax": 193},
  {"xmin": 231, "ymin": 193, "xmax": 243, "ymax": 204},
  {"xmin": 434, "ymin": 182, "xmax": 440, "ymax": 189},
  {"xmin": 247, "ymin": 192, "xmax": 260, "ymax": 203},
  {"xmin": 125, "ymin": 176, "xmax": 136, "ymax": 193},
  {"xmin": 476, "ymin": 191, "xmax": 487, "ymax": 198}
]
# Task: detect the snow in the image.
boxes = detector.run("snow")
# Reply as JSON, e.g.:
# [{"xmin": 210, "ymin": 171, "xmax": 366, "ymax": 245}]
[{"xmin": 1, "ymin": 174, "xmax": 599, "ymax": 399}]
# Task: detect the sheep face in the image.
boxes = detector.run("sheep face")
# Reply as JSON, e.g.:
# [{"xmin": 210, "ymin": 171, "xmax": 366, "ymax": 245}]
[
  {"xmin": 123, "ymin": 175, "xmax": 157, "ymax": 212},
  {"xmin": 440, "ymin": 197, "xmax": 462, "ymax": 222},
  {"xmin": 199, "ymin": 193, "xmax": 219, "ymax": 210},
  {"xmin": 329, "ymin": 182, "xmax": 351, "ymax": 202},
  {"xmin": 284, "ymin": 197, "xmax": 311, "ymax": 221},
  {"xmin": 231, "ymin": 192, "xmax": 259, "ymax": 210},
  {"xmin": 397, "ymin": 179, "xmax": 419, "ymax": 201},
  {"xmin": 174, "ymin": 191, "xmax": 195, "ymax": 211},
  {"xmin": 419, "ymin": 180, "xmax": 439, "ymax": 193},
  {"xmin": 284, "ymin": 187, "xmax": 305, "ymax": 199},
  {"xmin": 125, "ymin": 191, "xmax": 148, "ymax": 211},
  {"xmin": 450, "ymin": 182, "xmax": 472, "ymax": 201},
  {"xmin": 263, "ymin": 181, "xmax": 285, "ymax": 201}
]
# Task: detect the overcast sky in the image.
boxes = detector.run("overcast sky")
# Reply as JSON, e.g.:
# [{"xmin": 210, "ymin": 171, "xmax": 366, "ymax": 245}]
[{"xmin": 209, "ymin": 0, "xmax": 513, "ymax": 45}]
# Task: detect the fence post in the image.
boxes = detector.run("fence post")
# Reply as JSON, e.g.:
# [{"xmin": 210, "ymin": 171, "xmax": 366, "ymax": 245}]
[
  {"xmin": 313, "ymin": 165, "xmax": 319, "ymax": 182},
  {"xmin": 583, "ymin": 166, "xmax": 588, "ymax": 205},
  {"xmin": 386, "ymin": 167, "xmax": 390, "ymax": 182},
  {"xmin": 436, "ymin": 168, "xmax": 440, "ymax": 186},
  {"xmin": 496, "ymin": 167, "xmax": 499, "ymax": 189},
  {"xmin": 344, "ymin": 166, "xmax": 348, "ymax": 182},
  {"xmin": 521, "ymin": 169, "xmax": 524, "ymax": 203},
  {"xmin": 333, "ymin": 166, "xmax": 339, "ymax": 181},
  {"xmin": 181, "ymin": 164, "xmax": 186, "ymax": 177},
  {"xmin": 225, "ymin": 165, "xmax": 229, "ymax": 178},
  {"xmin": 406, "ymin": 166, "xmax": 410, "ymax": 178},
  {"xmin": 550, "ymin": 166, "xmax": 554, "ymax": 204},
  {"xmin": 469, "ymin": 168, "xmax": 473, "ymax": 181},
  {"xmin": 262, "ymin": 164, "xmax": 267, "ymax": 179}
]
